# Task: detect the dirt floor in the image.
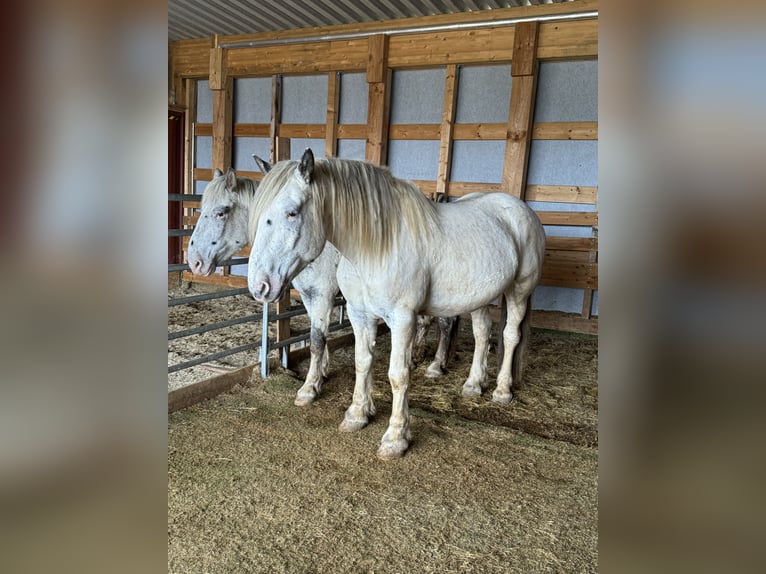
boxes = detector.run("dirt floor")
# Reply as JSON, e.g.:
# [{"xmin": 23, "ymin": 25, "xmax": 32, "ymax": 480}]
[{"xmin": 168, "ymin": 289, "xmax": 598, "ymax": 573}]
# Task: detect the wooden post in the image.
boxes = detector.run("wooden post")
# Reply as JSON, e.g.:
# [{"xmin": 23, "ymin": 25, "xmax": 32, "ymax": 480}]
[
  {"xmin": 365, "ymin": 35, "xmax": 391, "ymax": 165},
  {"xmin": 502, "ymin": 22, "xmax": 539, "ymax": 198},
  {"xmin": 436, "ymin": 64, "xmax": 459, "ymax": 200},
  {"xmin": 270, "ymin": 75, "xmax": 282, "ymax": 163},
  {"xmin": 326, "ymin": 71, "xmax": 341, "ymax": 158}
]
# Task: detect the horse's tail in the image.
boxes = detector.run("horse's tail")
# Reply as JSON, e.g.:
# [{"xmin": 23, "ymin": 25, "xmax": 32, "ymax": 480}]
[{"xmin": 496, "ymin": 295, "xmax": 532, "ymax": 385}]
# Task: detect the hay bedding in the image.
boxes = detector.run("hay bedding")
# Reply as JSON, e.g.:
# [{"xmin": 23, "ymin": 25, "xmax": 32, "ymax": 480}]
[{"xmin": 168, "ymin": 284, "xmax": 598, "ymax": 573}]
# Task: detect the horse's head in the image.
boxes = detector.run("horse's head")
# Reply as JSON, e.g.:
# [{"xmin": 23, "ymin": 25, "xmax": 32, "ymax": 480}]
[
  {"xmin": 248, "ymin": 148, "xmax": 327, "ymax": 302},
  {"xmin": 187, "ymin": 168, "xmax": 252, "ymax": 276}
]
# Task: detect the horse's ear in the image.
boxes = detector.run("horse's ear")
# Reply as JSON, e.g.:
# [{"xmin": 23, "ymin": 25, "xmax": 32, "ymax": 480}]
[
  {"xmin": 252, "ymin": 155, "xmax": 272, "ymax": 174},
  {"xmin": 214, "ymin": 168, "xmax": 223, "ymax": 178},
  {"xmin": 225, "ymin": 168, "xmax": 237, "ymax": 190},
  {"xmin": 298, "ymin": 148, "xmax": 314, "ymax": 185}
]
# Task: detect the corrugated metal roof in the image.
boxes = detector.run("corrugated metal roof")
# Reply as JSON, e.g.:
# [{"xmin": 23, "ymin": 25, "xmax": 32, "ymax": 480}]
[{"xmin": 169, "ymin": 0, "xmax": 576, "ymax": 42}]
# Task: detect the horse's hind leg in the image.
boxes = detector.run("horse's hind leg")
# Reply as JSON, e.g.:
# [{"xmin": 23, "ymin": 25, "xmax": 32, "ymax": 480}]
[
  {"xmin": 294, "ymin": 291, "xmax": 333, "ymax": 407},
  {"xmin": 339, "ymin": 305, "xmax": 377, "ymax": 432},
  {"xmin": 492, "ymin": 290, "xmax": 530, "ymax": 404},
  {"xmin": 461, "ymin": 307, "xmax": 491, "ymax": 397},
  {"xmin": 425, "ymin": 317, "xmax": 456, "ymax": 378},
  {"xmin": 411, "ymin": 315, "xmax": 433, "ymax": 366}
]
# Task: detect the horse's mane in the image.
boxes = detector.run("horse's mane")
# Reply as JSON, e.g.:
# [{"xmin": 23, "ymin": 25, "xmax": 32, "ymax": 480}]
[
  {"xmin": 249, "ymin": 157, "xmax": 440, "ymax": 261},
  {"xmin": 201, "ymin": 172, "xmax": 257, "ymax": 209}
]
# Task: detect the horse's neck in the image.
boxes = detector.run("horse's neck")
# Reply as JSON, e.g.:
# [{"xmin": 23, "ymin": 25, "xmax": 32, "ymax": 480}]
[{"xmin": 241, "ymin": 180, "xmax": 259, "ymax": 214}]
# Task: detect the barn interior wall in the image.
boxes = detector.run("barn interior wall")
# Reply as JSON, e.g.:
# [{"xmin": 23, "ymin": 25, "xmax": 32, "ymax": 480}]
[{"xmin": 173, "ymin": 3, "xmax": 598, "ymax": 331}]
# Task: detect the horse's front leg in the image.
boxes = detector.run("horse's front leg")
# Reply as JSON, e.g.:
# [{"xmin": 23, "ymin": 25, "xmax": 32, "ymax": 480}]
[
  {"xmin": 461, "ymin": 307, "xmax": 491, "ymax": 397},
  {"xmin": 378, "ymin": 312, "xmax": 416, "ymax": 460},
  {"xmin": 339, "ymin": 305, "xmax": 377, "ymax": 432},
  {"xmin": 294, "ymin": 292, "xmax": 333, "ymax": 406}
]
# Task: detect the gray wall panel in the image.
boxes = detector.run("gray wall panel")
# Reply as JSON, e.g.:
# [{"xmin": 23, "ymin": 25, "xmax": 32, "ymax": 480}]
[
  {"xmin": 387, "ymin": 140, "xmax": 440, "ymax": 180},
  {"xmin": 455, "ymin": 65, "xmax": 512, "ymax": 123},
  {"xmin": 195, "ymin": 136, "xmax": 212, "ymax": 168},
  {"xmin": 532, "ymin": 286, "xmax": 585, "ymax": 314},
  {"xmin": 339, "ymin": 72, "xmax": 368, "ymax": 124},
  {"xmin": 337, "ymin": 139, "xmax": 366, "ymax": 160},
  {"xmin": 196, "ymin": 80, "xmax": 212, "ymax": 123},
  {"xmin": 233, "ymin": 78, "xmax": 272, "ymax": 123},
  {"xmin": 390, "ymin": 69, "xmax": 445, "ymax": 124},
  {"xmin": 282, "ymin": 75, "xmax": 328, "ymax": 124},
  {"xmin": 232, "ymin": 137, "xmax": 271, "ymax": 171},
  {"xmin": 527, "ymin": 140, "xmax": 598, "ymax": 187},
  {"xmin": 534, "ymin": 60, "xmax": 598, "ymax": 122},
  {"xmin": 450, "ymin": 140, "xmax": 505, "ymax": 183},
  {"xmin": 290, "ymin": 139, "xmax": 326, "ymax": 160}
]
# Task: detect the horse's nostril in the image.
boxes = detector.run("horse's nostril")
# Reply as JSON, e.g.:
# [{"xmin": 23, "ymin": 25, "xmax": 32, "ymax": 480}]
[{"xmin": 258, "ymin": 281, "xmax": 270, "ymax": 298}]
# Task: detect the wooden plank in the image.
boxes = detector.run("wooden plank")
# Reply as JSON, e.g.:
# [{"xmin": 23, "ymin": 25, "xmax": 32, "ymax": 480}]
[
  {"xmin": 530, "ymin": 310, "xmax": 598, "ymax": 336},
  {"xmin": 278, "ymin": 124, "xmax": 327, "ymax": 138},
  {"xmin": 453, "ymin": 123, "xmax": 507, "ymax": 140},
  {"xmin": 336, "ymin": 124, "xmax": 367, "ymax": 139},
  {"xmin": 184, "ymin": 79, "xmax": 197, "ymax": 200},
  {"xmin": 225, "ymin": 39, "xmax": 369, "ymax": 76},
  {"xmin": 511, "ymin": 21, "xmax": 539, "ymax": 76},
  {"xmin": 367, "ymin": 34, "xmax": 388, "ymax": 83},
  {"xmin": 532, "ymin": 122, "xmax": 597, "ymax": 140},
  {"xmin": 436, "ymin": 64, "xmax": 459, "ymax": 198},
  {"xmin": 169, "ymin": 363, "xmax": 256, "ymax": 413},
  {"xmin": 388, "ymin": 124, "xmax": 441, "ymax": 140},
  {"xmin": 537, "ymin": 19, "xmax": 598, "ymax": 60},
  {"xmin": 193, "ymin": 168, "xmax": 261, "ymax": 181},
  {"xmin": 503, "ymin": 21, "xmax": 538, "ymax": 198},
  {"xmin": 211, "ymin": 76, "xmax": 233, "ymax": 172},
  {"xmin": 270, "ymin": 75, "xmax": 282, "ymax": 163},
  {"xmin": 326, "ymin": 71, "xmax": 340, "ymax": 157},
  {"xmin": 209, "ymin": 47, "xmax": 226, "ymax": 90},
  {"xmin": 276, "ymin": 136, "xmax": 291, "ymax": 162},
  {"xmin": 545, "ymin": 249, "xmax": 595, "ymax": 263},
  {"xmin": 366, "ymin": 35, "xmax": 390, "ymax": 164},
  {"xmin": 446, "ymin": 181, "xmax": 504, "ymax": 197},
  {"xmin": 388, "ymin": 27, "xmax": 515, "ymax": 68},
  {"xmin": 366, "ymin": 70, "xmax": 391, "ymax": 165},
  {"xmin": 536, "ymin": 211, "xmax": 598, "ymax": 226},
  {"xmin": 540, "ymin": 260, "xmax": 598, "ymax": 289},
  {"xmin": 195, "ymin": 123, "xmax": 212, "ymax": 136},
  {"xmin": 233, "ymin": 124, "xmax": 270, "ymax": 137},
  {"xmin": 526, "ymin": 185, "xmax": 597, "ymax": 204},
  {"xmin": 544, "ymin": 236, "xmax": 598, "ymax": 252}
]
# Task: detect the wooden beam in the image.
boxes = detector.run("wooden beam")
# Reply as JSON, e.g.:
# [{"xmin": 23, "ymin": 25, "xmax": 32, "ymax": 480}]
[
  {"xmin": 502, "ymin": 21, "xmax": 539, "ymax": 198},
  {"xmin": 536, "ymin": 211, "xmax": 598, "ymax": 226},
  {"xmin": 276, "ymin": 136, "xmax": 291, "ymax": 162},
  {"xmin": 183, "ymin": 79, "xmax": 197, "ymax": 201},
  {"xmin": 525, "ymin": 184, "xmax": 597, "ymax": 204},
  {"xmin": 181, "ymin": 271, "xmax": 248, "ymax": 289},
  {"xmin": 270, "ymin": 75, "xmax": 282, "ymax": 163},
  {"xmin": 366, "ymin": 35, "xmax": 391, "ymax": 165},
  {"xmin": 326, "ymin": 71, "xmax": 341, "ymax": 158},
  {"xmin": 436, "ymin": 63, "xmax": 459, "ymax": 199},
  {"xmin": 169, "ymin": 364, "xmax": 255, "ymax": 413},
  {"xmin": 209, "ymin": 47, "xmax": 226, "ymax": 90},
  {"xmin": 211, "ymin": 76, "xmax": 233, "ymax": 172},
  {"xmin": 530, "ymin": 310, "xmax": 598, "ymax": 336},
  {"xmin": 532, "ymin": 121, "xmax": 597, "ymax": 140}
]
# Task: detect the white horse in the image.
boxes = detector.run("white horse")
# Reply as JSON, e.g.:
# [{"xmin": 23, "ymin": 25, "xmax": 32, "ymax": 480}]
[
  {"xmin": 247, "ymin": 149, "xmax": 545, "ymax": 460},
  {"xmin": 186, "ymin": 163, "xmax": 456, "ymax": 407}
]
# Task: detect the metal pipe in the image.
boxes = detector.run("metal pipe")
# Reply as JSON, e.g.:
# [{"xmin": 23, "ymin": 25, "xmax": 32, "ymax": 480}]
[
  {"xmin": 168, "ymin": 287, "xmax": 250, "ymax": 307},
  {"xmin": 260, "ymin": 302, "xmax": 270, "ymax": 379},
  {"xmin": 168, "ymin": 339, "xmax": 262, "ymax": 373},
  {"xmin": 219, "ymin": 10, "xmax": 597, "ymax": 49}
]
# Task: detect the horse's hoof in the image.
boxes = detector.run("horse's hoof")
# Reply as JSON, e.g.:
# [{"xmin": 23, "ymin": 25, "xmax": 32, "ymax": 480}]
[
  {"xmin": 377, "ymin": 439, "xmax": 408, "ymax": 460},
  {"xmin": 339, "ymin": 416, "xmax": 368, "ymax": 433},
  {"xmin": 425, "ymin": 362, "xmax": 443, "ymax": 378},
  {"xmin": 461, "ymin": 383, "xmax": 482, "ymax": 397},
  {"xmin": 491, "ymin": 389, "xmax": 513, "ymax": 404},
  {"xmin": 294, "ymin": 387, "xmax": 317, "ymax": 407}
]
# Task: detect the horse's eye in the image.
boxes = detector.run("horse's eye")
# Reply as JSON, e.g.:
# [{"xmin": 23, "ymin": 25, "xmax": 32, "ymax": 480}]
[{"xmin": 286, "ymin": 211, "xmax": 298, "ymax": 220}]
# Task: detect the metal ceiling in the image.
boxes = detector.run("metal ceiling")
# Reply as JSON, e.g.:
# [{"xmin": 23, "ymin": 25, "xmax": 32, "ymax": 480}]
[{"xmin": 169, "ymin": 0, "xmax": 577, "ymax": 42}]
